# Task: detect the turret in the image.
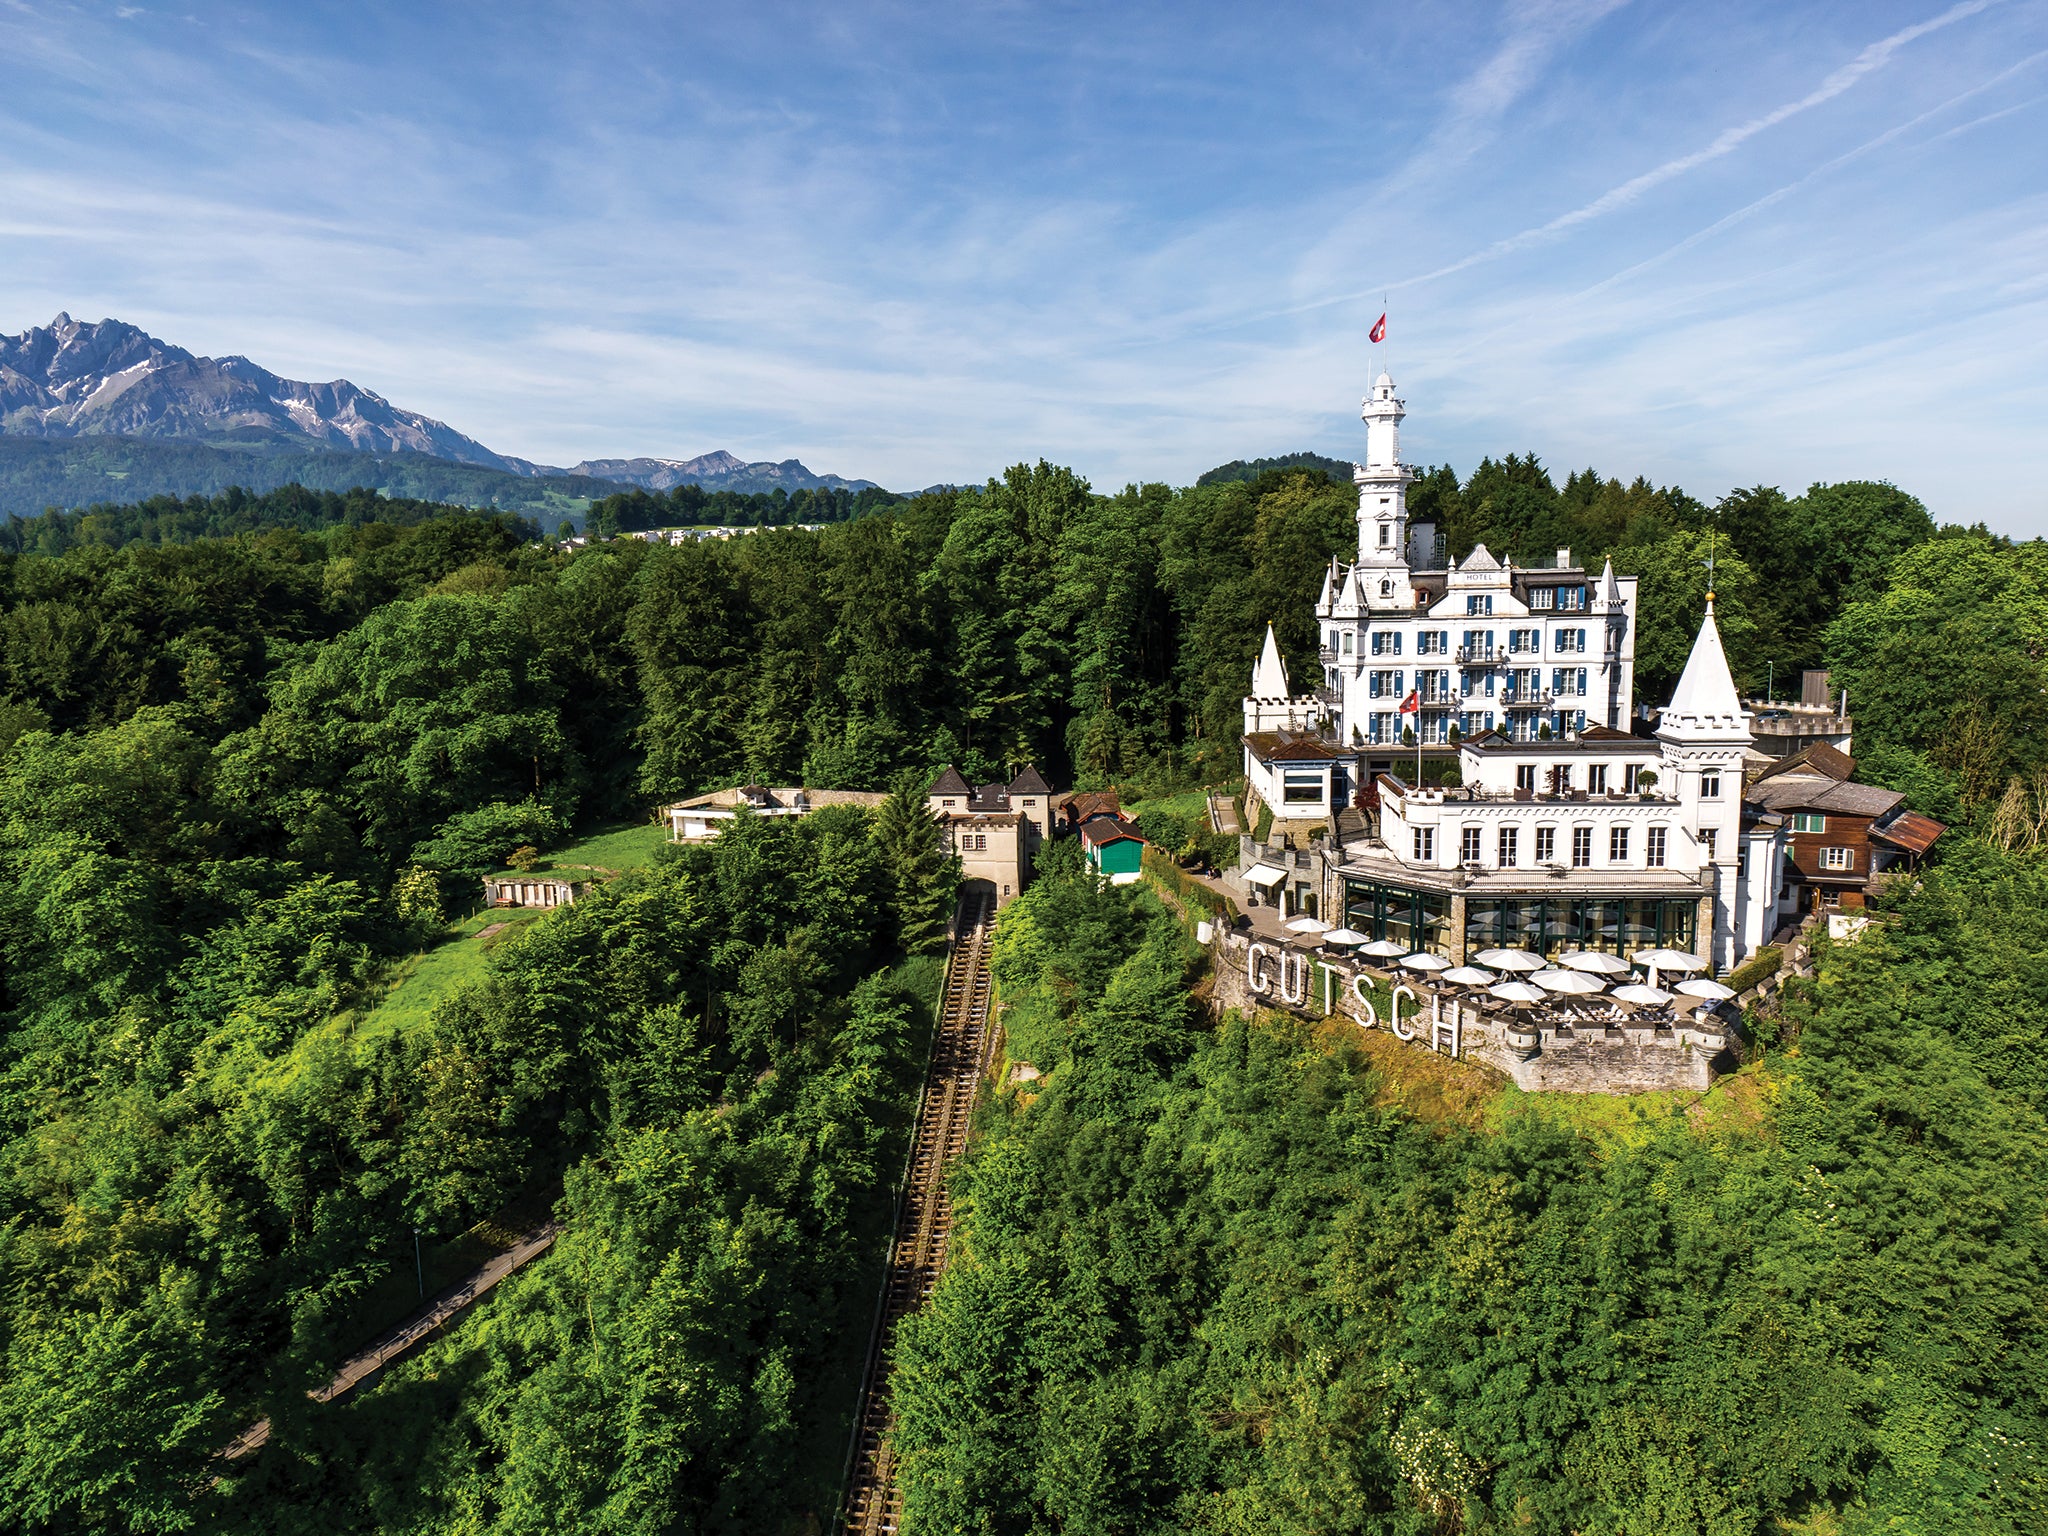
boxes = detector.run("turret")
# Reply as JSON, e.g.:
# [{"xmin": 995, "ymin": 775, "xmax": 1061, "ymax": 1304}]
[
  {"xmin": 1355, "ymin": 371, "xmax": 1415, "ymax": 572},
  {"xmin": 1656, "ymin": 598, "xmax": 1753, "ymax": 969}
]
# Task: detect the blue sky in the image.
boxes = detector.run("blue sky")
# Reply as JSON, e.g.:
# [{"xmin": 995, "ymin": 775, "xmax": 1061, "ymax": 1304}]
[{"xmin": 1, "ymin": 1, "xmax": 2043, "ymax": 529}]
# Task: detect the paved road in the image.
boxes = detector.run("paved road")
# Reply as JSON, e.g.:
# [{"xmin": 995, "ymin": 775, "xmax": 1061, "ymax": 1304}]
[{"xmin": 219, "ymin": 1219, "xmax": 563, "ymax": 1462}]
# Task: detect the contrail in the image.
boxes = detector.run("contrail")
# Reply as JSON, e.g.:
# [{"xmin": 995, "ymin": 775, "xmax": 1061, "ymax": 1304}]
[
  {"xmin": 1577, "ymin": 46, "xmax": 2048, "ymax": 297},
  {"xmin": 1298, "ymin": 0, "xmax": 2008, "ymax": 313}
]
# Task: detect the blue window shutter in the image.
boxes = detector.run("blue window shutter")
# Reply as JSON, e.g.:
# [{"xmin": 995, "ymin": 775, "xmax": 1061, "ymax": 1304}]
[
  {"xmin": 1369, "ymin": 674, "xmax": 1379, "ymax": 698},
  {"xmin": 1578, "ymin": 667, "xmax": 1587, "ymax": 693}
]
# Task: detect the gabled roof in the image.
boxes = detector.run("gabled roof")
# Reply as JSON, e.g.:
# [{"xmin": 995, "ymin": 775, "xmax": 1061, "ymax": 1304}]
[
  {"xmin": 1064, "ymin": 789, "xmax": 1122, "ymax": 822},
  {"xmin": 927, "ymin": 766, "xmax": 972, "ymax": 798},
  {"xmin": 1657, "ymin": 600, "xmax": 1749, "ymax": 740},
  {"xmin": 1252, "ymin": 622, "xmax": 1291, "ymax": 696},
  {"xmin": 1747, "ymin": 776, "xmax": 1903, "ymax": 819},
  {"xmin": 1008, "ymin": 763, "xmax": 1051, "ymax": 795},
  {"xmin": 1753, "ymin": 740, "xmax": 1854, "ymax": 785},
  {"xmin": 1462, "ymin": 542, "xmax": 1501, "ymax": 572},
  {"xmin": 1080, "ymin": 816, "xmax": 1145, "ymax": 847}
]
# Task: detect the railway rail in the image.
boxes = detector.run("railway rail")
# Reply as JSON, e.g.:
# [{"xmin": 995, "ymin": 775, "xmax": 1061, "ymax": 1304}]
[{"xmin": 840, "ymin": 890, "xmax": 999, "ymax": 1534}]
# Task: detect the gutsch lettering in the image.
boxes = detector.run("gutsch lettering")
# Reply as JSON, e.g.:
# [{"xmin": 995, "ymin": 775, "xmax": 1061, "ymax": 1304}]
[{"xmin": 1246, "ymin": 944, "xmax": 1453, "ymax": 1056}]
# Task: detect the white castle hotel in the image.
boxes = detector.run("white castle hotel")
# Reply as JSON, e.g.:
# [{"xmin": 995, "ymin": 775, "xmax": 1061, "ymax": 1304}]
[{"xmin": 1238, "ymin": 371, "xmax": 1784, "ymax": 974}]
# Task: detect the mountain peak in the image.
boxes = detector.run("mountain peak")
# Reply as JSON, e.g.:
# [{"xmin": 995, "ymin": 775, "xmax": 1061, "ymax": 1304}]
[
  {"xmin": 0, "ymin": 314, "xmax": 518, "ymax": 471},
  {"xmin": 0, "ymin": 313, "xmax": 885, "ymax": 497}
]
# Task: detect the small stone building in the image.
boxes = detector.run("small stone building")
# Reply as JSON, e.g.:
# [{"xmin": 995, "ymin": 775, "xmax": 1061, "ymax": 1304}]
[
  {"xmin": 666, "ymin": 784, "xmax": 890, "ymax": 841},
  {"xmin": 927, "ymin": 765, "xmax": 1054, "ymax": 906},
  {"xmin": 481, "ymin": 874, "xmax": 586, "ymax": 909}
]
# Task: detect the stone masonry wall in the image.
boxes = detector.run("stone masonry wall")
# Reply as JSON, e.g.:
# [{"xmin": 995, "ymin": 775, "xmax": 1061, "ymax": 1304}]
[{"xmin": 1209, "ymin": 930, "xmax": 1732, "ymax": 1094}]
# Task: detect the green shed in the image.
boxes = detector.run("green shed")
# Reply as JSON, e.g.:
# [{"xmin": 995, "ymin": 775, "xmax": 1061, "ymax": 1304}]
[{"xmin": 1081, "ymin": 816, "xmax": 1147, "ymax": 884}]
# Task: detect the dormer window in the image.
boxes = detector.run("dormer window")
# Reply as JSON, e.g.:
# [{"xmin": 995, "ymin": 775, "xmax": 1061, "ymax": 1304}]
[{"xmin": 1380, "ymin": 579, "xmax": 1393, "ymax": 597}]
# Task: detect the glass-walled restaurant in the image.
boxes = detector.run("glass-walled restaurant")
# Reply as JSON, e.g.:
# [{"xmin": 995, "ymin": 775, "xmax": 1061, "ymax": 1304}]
[{"xmin": 1343, "ymin": 879, "xmax": 1697, "ymax": 958}]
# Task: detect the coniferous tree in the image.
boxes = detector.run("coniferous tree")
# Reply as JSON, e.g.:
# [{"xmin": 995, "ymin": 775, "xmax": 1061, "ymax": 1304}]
[{"xmin": 873, "ymin": 771, "xmax": 960, "ymax": 953}]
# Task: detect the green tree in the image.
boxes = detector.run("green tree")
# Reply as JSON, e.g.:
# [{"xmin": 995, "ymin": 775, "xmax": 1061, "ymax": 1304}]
[{"xmin": 871, "ymin": 775, "xmax": 960, "ymax": 954}]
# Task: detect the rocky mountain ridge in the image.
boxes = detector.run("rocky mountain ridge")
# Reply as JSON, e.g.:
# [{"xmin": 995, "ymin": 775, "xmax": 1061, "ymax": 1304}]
[
  {"xmin": 0, "ymin": 314, "xmax": 524, "ymax": 470},
  {"xmin": 0, "ymin": 315, "xmax": 877, "ymax": 495}
]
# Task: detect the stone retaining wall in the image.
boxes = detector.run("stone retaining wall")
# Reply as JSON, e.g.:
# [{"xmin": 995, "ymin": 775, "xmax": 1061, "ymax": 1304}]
[{"xmin": 1210, "ymin": 931, "xmax": 1734, "ymax": 1094}]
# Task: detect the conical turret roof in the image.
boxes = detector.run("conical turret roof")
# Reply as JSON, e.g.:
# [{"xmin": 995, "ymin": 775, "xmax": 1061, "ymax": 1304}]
[
  {"xmin": 1658, "ymin": 600, "xmax": 1748, "ymax": 740},
  {"xmin": 1252, "ymin": 622, "xmax": 1291, "ymax": 697}
]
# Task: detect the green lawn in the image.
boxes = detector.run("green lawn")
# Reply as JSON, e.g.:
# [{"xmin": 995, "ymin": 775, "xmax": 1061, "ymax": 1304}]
[
  {"xmin": 354, "ymin": 909, "xmax": 542, "ymax": 1046},
  {"xmin": 1120, "ymin": 788, "xmax": 1211, "ymax": 821},
  {"xmin": 540, "ymin": 819, "xmax": 671, "ymax": 878}
]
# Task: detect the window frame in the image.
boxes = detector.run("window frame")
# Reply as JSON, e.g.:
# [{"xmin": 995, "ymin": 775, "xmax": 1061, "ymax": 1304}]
[{"xmin": 1571, "ymin": 826, "xmax": 1593, "ymax": 868}]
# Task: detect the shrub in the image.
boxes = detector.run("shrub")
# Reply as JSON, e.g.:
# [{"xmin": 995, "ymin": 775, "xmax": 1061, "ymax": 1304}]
[{"xmin": 1727, "ymin": 945, "xmax": 1785, "ymax": 994}]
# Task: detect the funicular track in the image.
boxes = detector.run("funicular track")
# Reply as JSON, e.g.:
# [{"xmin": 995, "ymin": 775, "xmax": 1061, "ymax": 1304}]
[{"xmin": 840, "ymin": 891, "xmax": 999, "ymax": 1535}]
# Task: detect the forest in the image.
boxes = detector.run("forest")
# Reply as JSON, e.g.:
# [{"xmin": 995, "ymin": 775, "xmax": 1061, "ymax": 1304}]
[
  {"xmin": 0, "ymin": 452, "xmax": 2040, "ymax": 1533},
  {"xmin": 0, "ymin": 434, "xmax": 623, "ymax": 526}
]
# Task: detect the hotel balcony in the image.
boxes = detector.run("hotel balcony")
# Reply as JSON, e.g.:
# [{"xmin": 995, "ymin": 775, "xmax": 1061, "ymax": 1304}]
[
  {"xmin": 1456, "ymin": 645, "xmax": 1499, "ymax": 665},
  {"xmin": 1500, "ymin": 689, "xmax": 1554, "ymax": 707}
]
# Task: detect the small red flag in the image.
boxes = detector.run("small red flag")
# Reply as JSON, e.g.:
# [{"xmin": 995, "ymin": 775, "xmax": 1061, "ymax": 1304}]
[
  {"xmin": 1398, "ymin": 689, "xmax": 1419, "ymax": 714},
  {"xmin": 1370, "ymin": 312, "xmax": 1387, "ymax": 344}
]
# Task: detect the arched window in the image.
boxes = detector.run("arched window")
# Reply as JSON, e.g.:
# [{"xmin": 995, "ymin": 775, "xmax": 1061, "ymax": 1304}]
[{"xmin": 1380, "ymin": 579, "xmax": 1393, "ymax": 597}]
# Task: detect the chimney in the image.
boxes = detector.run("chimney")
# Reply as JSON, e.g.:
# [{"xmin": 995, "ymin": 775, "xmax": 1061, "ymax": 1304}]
[{"xmin": 1556, "ymin": 547, "xmax": 1572, "ymax": 569}]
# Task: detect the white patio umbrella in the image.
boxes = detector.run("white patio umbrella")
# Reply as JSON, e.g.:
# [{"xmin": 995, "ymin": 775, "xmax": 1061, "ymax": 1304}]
[
  {"xmin": 1677, "ymin": 977, "xmax": 1737, "ymax": 1001},
  {"xmin": 1612, "ymin": 983, "xmax": 1675, "ymax": 1007},
  {"xmin": 1531, "ymin": 968, "xmax": 1607, "ymax": 995},
  {"xmin": 1487, "ymin": 980, "xmax": 1547, "ymax": 1004},
  {"xmin": 1320, "ymin": 927, "xmax": 1369, "ymax": 946},
  {"xmin": 1286, "ymin": 916, "xmax": 1332, "ymax": 934},
  {"xmin": 1440, "ymin": 965, "xmax": 1498, "ymax": 986},
  {"xmin": 1474, "ymin": 948, "xmax": 1544, "ymax": 972},
  {"xmin": 1558, "ymin": 950, "xmax": 1632, "ymax": 976},
  {"xmin": 1401, "ymin": 952, "xmax": 1452, "ymax": 973},
  {"xmin": 1360, "ymin": 938, "xmax": 1410, "ymax": 959},
  {"xmin": 1632, "ymin": 947, "xmax": 1707, "ymax": 989}
]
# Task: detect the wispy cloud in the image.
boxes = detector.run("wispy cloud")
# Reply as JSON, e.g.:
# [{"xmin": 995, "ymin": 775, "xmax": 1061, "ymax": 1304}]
[{"xmin": 0, "ymin": 1, "xmax": 2041, "ymax": 528}]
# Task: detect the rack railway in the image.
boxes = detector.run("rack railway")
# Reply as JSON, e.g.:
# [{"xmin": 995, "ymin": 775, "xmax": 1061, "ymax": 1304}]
[{"xmin": 840, "ymin": 890, "xmax": 999, "ymax": 1535}]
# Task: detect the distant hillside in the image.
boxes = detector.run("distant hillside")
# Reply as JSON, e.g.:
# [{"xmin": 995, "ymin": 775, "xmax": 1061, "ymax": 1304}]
[
  {"xmin": 0, "ymin": 481, "xmax": 538, "ymax": 557},
  {"xmin": 1197, "ymin": 451, "xmax": 1355, "ymax": 486},
  {"xmin": 0, "ymin": 435, "xmax": 627, "ymax": 519},
  {"xmin": 563, "ymin": 449, "xmax": 878, "ymax": 495}
]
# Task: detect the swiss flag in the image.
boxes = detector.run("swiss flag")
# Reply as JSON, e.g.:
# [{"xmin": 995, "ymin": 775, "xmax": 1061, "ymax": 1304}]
[
  {"xmin": 1398, "ymin": 689, "xmax": 1420, "ymax": 714},
  {"xmin": 1370, "ymin": 312, "xmax": 1387, "ymax": 344}
]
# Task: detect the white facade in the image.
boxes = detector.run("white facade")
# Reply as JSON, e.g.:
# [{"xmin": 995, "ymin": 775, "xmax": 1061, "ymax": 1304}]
[
  {"xmin": 1238, "ymin": 369, "xmax": 1783, "ymax": 974},
  {"xmin": 1244, "ymin": 371, "xmax": 1640, "ymax": 830}
]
